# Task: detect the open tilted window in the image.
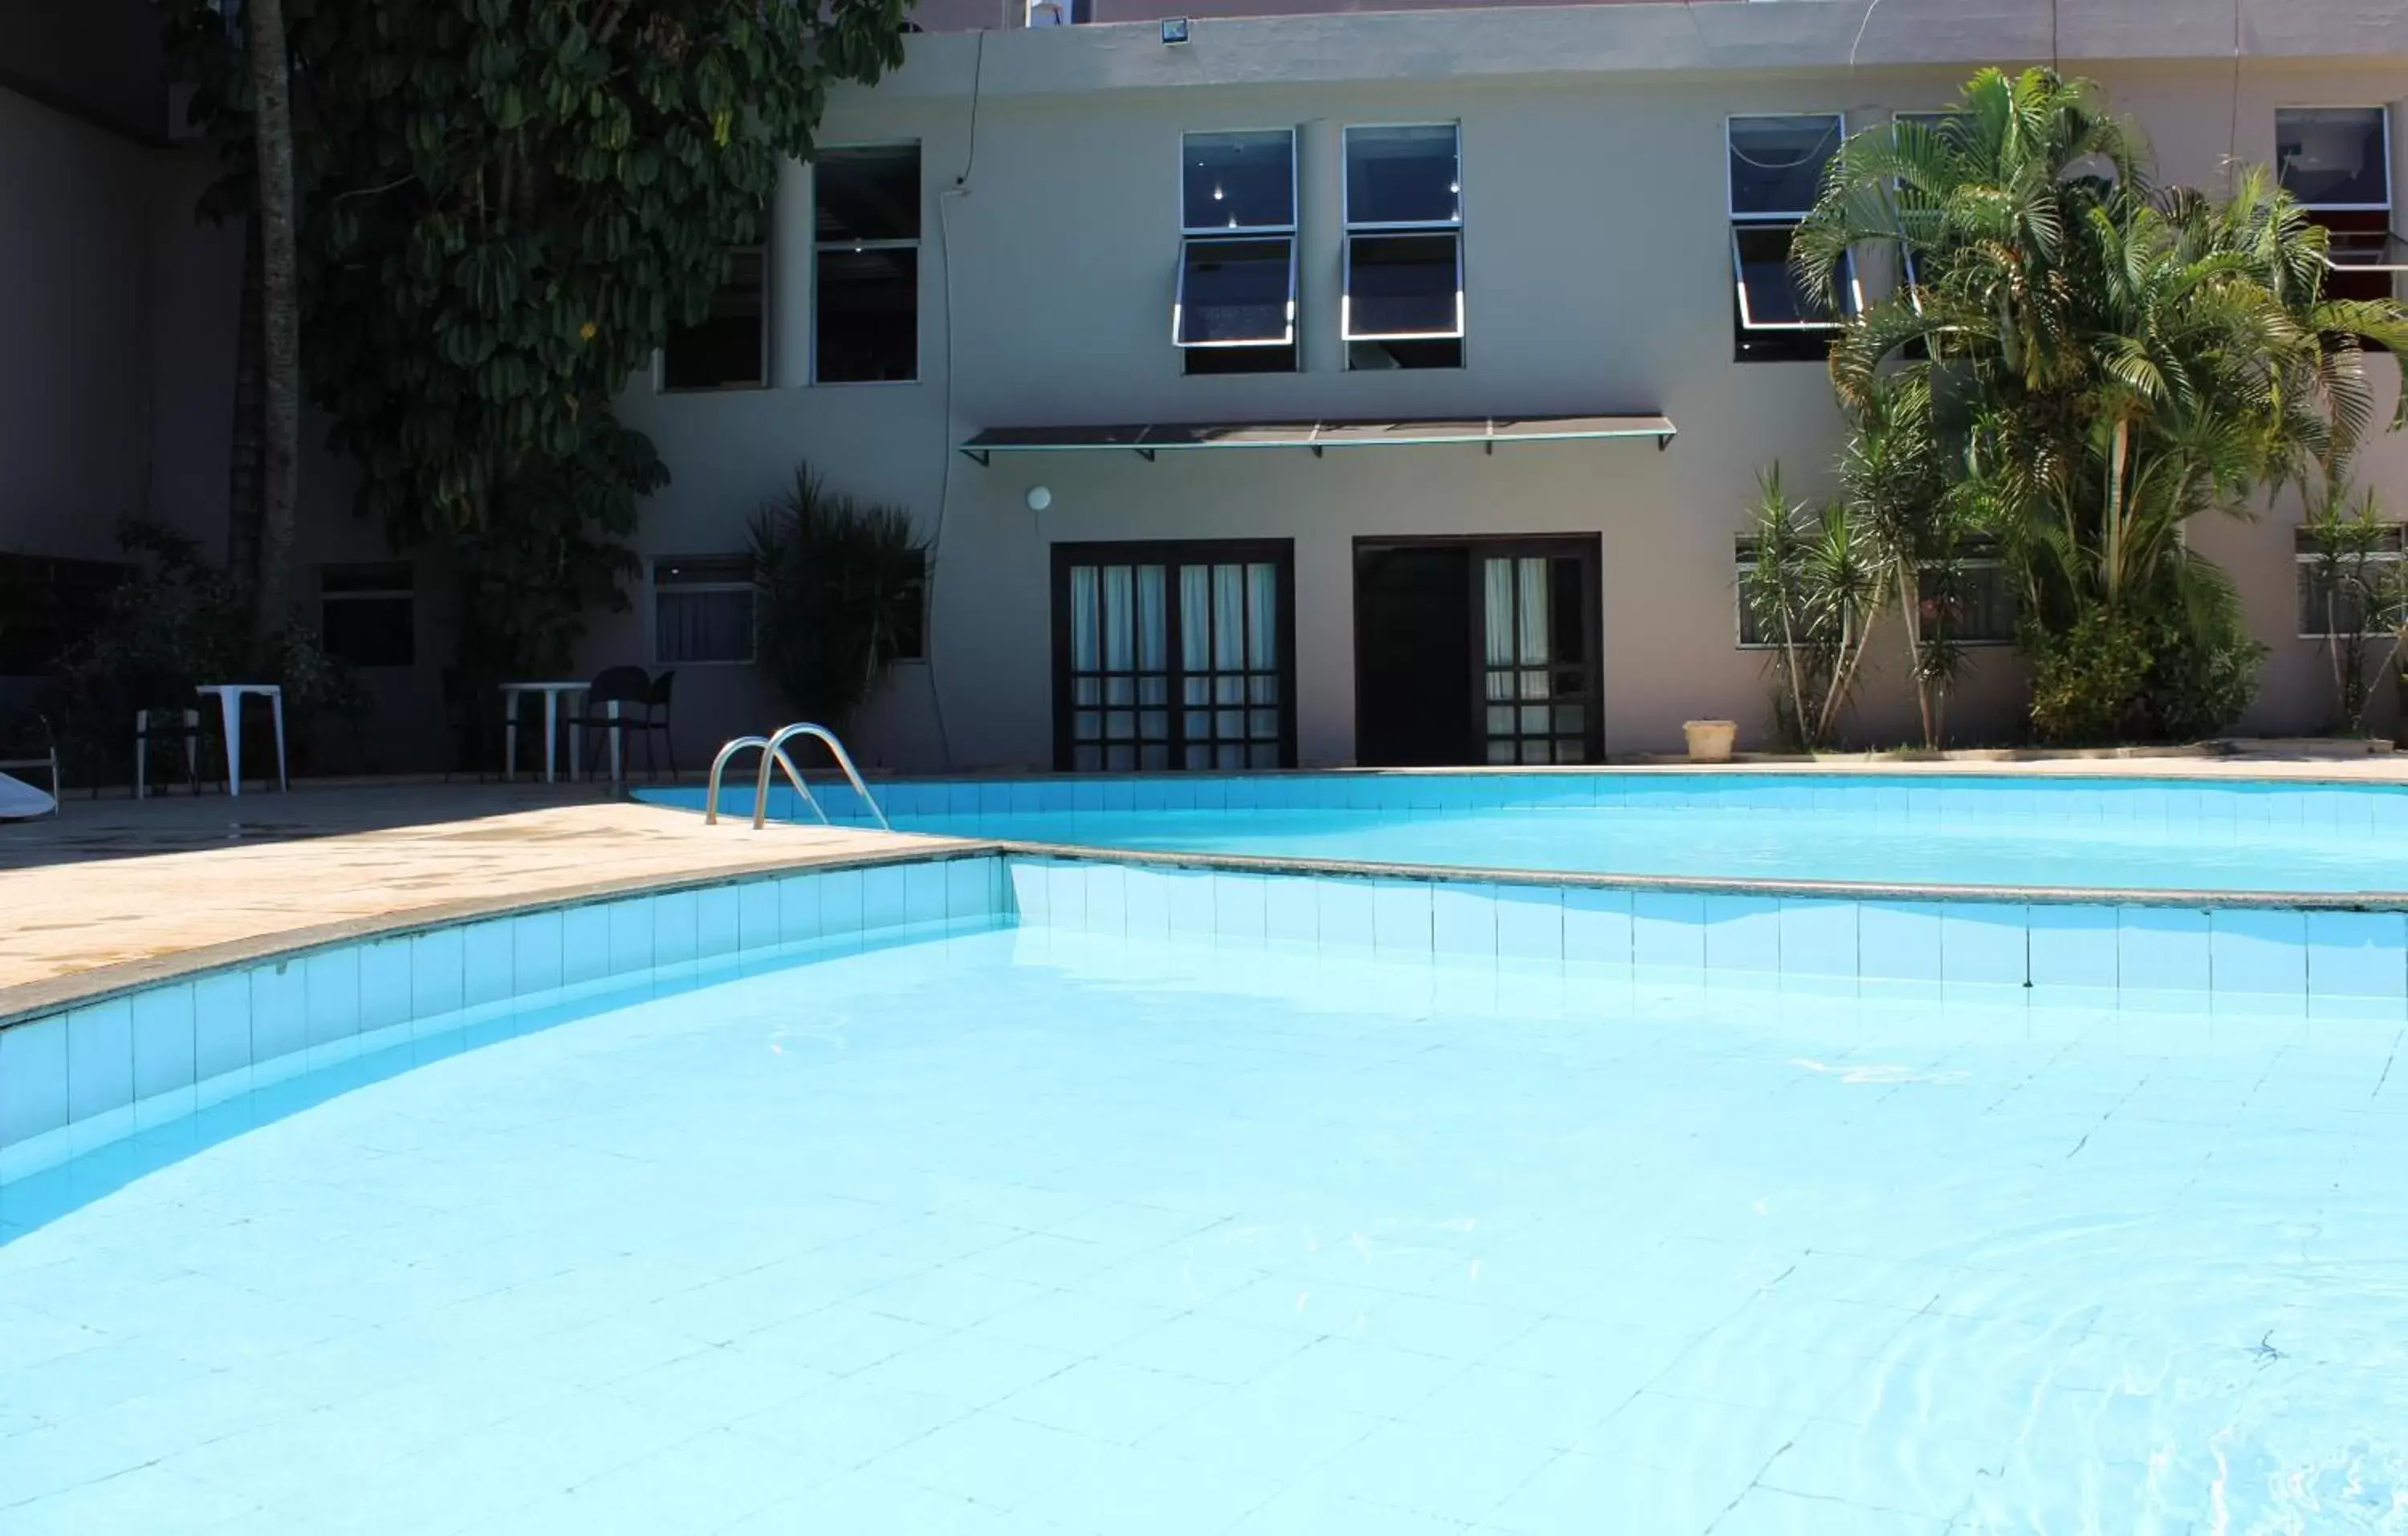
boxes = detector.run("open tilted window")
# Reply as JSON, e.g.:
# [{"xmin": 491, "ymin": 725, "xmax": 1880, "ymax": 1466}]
[
  {"xmin": 1727, "ymin": 113, "xmax": 1857, "ymax": 363},
  {"xmin": 815, "ymin": 145, "xmax": 921, "ymax": 384},
  {"xmin": 1344, "ymin": 124, "xmax": 1463, "ymax": 370},
  {"xmin": 1176, "ymin": 130, "xmax": 1297, "ymax": 374},
  {"xmin": 2276, "ymin": 107, "xmax": 2406, "ymax": 307}
]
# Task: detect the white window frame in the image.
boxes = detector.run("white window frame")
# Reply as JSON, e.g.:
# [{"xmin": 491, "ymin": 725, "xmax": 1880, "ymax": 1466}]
[
  {"xmin": 660, "ymin": 245, "xmax": 770, "ymax": 394},
  {"xmin": 652, "ymin": 555, "xmax": 757, "ymax": 667},
  {"xmin": 1174, "ymin": 128, "xmax": 1299, "ymax": 351},
  {"xmin": 1340, "ymin": 122, "xmax": 1466, "ymax": 345},
  {"xmin": 2295, "ymin": 527, "xmax": 2406, "ymax": 640},
  {"xmin": 812, "ymin": 142, "xmax": 923, "ymax": 387},
  {"xmin": 2276, "ymin": 105, "xmax": 2408, "ymax": 278},
  {"xmin": 1727, "ymin": 112, "xmax": 1860, "ymax": 334}
]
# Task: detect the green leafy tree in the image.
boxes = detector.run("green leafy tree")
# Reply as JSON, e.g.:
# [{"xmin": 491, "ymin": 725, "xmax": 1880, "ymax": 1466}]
[
  {"xmin": 750, "ymin": 465, "xmax": 930, "ymax": 731},
  {"xmin": 165, "ymin": 0, "xmax": 911, "ymax": 761},
  {"xmin": 1792, "ymin": 67, "xmax": 2408, "ymax": 743}
]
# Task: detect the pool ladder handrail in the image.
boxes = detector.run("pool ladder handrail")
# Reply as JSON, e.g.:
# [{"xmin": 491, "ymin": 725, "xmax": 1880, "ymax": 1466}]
[{"xmin": 702, "ymin": 723, "xmax": 891, "ymax": 832}]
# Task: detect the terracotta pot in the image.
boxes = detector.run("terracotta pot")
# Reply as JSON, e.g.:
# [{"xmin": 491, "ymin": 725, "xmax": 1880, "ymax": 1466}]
[{"xmin": 1682, "ymin": 719, "xmax": 1737, "ymax": 763}]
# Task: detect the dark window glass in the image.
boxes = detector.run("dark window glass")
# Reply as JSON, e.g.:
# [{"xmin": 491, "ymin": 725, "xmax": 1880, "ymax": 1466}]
[
  {"xmin": 1345, "ymin": 125, "xmax": 1459, "ymax": 226},
  {"xmin": 320, "ymin": 563, "xmax": 415, "ymax": 668},
  {"xmin": 1181, "ymin": 131, "xmax": 1294, "ymax": 232},
  {"xmin": 654, "ymin": 556, "xmax": 755, "ymax": 665},
  {"xmin": 1729, "ymin": 115, "xmax": 1842, "ymax": 217},
  {"xmin": 816, "ymin": 147, "xmax": 921, "ymax": 242},
  {"xmin": 1346, "ymin": 339, "xmax": 1461, "ymax": 371},
  {"xmin": 2276, "ymin": 108, "xmax": 2390, "ymax": 209},
  {"xmin": 893, "ymin": 552, "xmax": 928, "ymax": 661},
  {"xmin": 1918, "ymin": 560, "xmax": 2015, "ymax": 645},
  {"xmin": 1186, "ymin": 342, "xmax": 1297, "ymax": 376},
  {"xmin": 1345, "ymin": 233, "xmax": 1460, "ymax": 339},
  {"xmin": 1177, "ymin": 237, "xmax": 1294, "ymax": 346},
  {"xmin": 664, "ymin": 249, "xmax": 766, "ymax": 390},
  {"xmin": 1733, "ymin": 225, "xmax": 1824, "ymax": 327},
  {"xmin": 0, "ymin": 554, "xmax": 132, "ymax": 675},
  {"xmin": 816, "ymin": 246, "xmax": 918, "ymax": 383}
]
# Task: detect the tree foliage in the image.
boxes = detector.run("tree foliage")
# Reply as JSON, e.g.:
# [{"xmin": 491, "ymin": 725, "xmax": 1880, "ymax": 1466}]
[
  {"xmin": 165, "ymin": 0, "xmax": 912, "ymax": 754},
  {"xmin": 750, "ymin": 465, "xmax": 930, "ymax": 731},
  {"xmin": 1792, "ymin": 67, "xmax": 2408, "ymax": 743}
]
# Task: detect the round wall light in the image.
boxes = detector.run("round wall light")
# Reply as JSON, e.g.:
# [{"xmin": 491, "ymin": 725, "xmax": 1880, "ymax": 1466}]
[{"xmin": 1026, "ymin": 486, "xmax": 1053, "ymax": 512}]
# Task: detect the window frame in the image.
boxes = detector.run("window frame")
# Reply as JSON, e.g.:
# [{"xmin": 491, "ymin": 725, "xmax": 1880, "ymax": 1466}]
[
  {"xmin": 2275, "ymin": 105, "xmax": 2408, "ymax": 291},
  {"xmin": 1174, "ymin": 127, "xmax": 1300, "ymax": 370},
  {"xmin": 2276, "ymin": 104, "xmax": 2395, "ymax": 215},
  {"xmin": 2295, "ymin": 524, "xmax": 2406, "ymax": 640},
  {"xmin": 1340, "ymin": 122, "xmax": 1466, "ymax": 355},
  {"xmin": 1049, "ymin": 538, "xmax": 1297, "ymax": 773},
  {"xmin": 651, "ymin": 555, "xmax": 759, "ymax": 668},
  {"xmin": 811, "ymin": 142, "xmax": 924, "ymax": 388},
  {"xmin": 1918, "ymin": 551, "xmax": 2015, "ymax": 648},
  {"xmin": 317, "ymin": 562, "xmax": 417, "ymax": 669},
  {"xmin": 661, "ymin": 245, "xmax": 770, "ymax": 393},
  {"xmin": 1727, "ymin": 112, "xmax": 1859, "ymax": 353}
]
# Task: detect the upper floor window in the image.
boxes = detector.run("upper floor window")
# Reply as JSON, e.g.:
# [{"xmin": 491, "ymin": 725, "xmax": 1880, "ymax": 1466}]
[
  {"xmin": 319, "ymin": 563, "xmax": 415, "ymax": 668},
  {"xmin": 1176, "ymin": 130, "xmax": 1297, "ymax": 376},
  {"xmin": 1344, "ymin": 124, "xmax": 1464, "ymax": 371},
  {"xmin": 2276, "ymin": 108, "xmax": 2402, "ymax": 305},
  {"xmin": 663, "ymin": 248, "xmax": 767, "ymax": 391},
  {"xmin": 816, "ymin": 145, "xmax": 921, "ymax": 384},
  {"xmin": 1728, "ymin": 113, "xmax": 1857, "ymax": 364}
]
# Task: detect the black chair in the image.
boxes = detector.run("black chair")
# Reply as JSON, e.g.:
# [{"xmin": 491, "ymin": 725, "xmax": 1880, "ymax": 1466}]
[
  {"xmin": 633, "ymin": 669, "xmax": 677, "ymax": 781},
  {"xmin": 132, "ymin": 700, "xmax": 214, "ymax": 797},
  {"xmin": 567, "ymin": 666, "xmax": 654, "ymax": 782}
]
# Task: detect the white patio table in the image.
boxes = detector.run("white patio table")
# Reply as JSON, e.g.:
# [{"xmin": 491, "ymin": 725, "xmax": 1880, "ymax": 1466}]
[
  {"xmin": 193, "ymin": 683, "xmax": 288, "ymax": 798},
  {"xmin": 500, "ymin": 681, "xmax": 590, "ymax": 784}
]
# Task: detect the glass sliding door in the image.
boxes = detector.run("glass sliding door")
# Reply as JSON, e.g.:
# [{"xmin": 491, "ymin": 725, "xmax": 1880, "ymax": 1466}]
[
  {"xmin": 1478, "ymin": 541, "xmax": 1599, "ymax": 764},
  {"xmin": 1054, "ymin": 541, "xmax": 1295, "ymax": 771}
]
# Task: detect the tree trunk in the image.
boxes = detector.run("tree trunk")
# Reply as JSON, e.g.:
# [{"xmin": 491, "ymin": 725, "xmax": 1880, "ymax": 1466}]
[
  {"xmin": 247, "ymin": 0, "xmax": 301, "ymax": 669},
  {"xmin": 1896, "ymin": 556, "xmax": 1933, "ymax": 748},
  {"xmin": 226, "ymin": 225, "xmax": 264, "ymax": 579}
]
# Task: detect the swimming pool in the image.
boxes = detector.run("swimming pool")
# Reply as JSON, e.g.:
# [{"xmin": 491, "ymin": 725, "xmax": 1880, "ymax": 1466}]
[
  {"xmin": 647, "ymin": 771, "xmax": 2408, "ymax": 896},
  {"xmin": 6, "ymin": 897, "xmax": 2404, "ymax": 1534}
]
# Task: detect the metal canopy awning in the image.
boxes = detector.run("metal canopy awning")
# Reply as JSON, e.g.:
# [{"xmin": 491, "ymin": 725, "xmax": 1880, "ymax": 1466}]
[{"xmin": 958, "ymin": 413, "xmax": 1677, "ymax": 465}]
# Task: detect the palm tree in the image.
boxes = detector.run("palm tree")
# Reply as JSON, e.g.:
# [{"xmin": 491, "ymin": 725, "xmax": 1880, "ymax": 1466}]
[
  {"xmin": 1833, "ymin": 372, "xmax": 1969, "ymax": 746},
  {"xmin": 1792, "ymin": 67, "xmax": 2408, "ymax": 740},
  {"xmin": 244, "ymin": 0, "xmax": 302, "ymax": 667}
]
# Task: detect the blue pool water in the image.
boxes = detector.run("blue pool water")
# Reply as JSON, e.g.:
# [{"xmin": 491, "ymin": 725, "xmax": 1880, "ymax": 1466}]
[
  {"xmin": 651, "ymin": 773, "xmax": 2408, "ymax": 895},
  {"xmin": 5, "ymin": 921, "xmax": 2405, "ymax": 1533}
]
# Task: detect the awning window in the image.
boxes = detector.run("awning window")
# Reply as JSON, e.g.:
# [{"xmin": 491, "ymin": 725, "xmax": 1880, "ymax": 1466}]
[
  {"xmin": 960, "ymin": 413, "xmax": 1676, "ymax": 464},
  {"xmin": 1343, "ymin": 232, "xmax": 1464, "ymax": 341},
  {"xmin": 1174, "ymin": 237, "xmax": 1298, "ymax": 347}
]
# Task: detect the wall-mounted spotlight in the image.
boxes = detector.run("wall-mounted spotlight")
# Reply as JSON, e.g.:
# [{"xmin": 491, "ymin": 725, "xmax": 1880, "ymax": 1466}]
[
  {"xmin": 1026, "ymin": 486, "xmax": 1054, "ymax": 512},
  {"xmin": 1161, "ymin": 17, "xmax": 1190, "ymax": 45}
]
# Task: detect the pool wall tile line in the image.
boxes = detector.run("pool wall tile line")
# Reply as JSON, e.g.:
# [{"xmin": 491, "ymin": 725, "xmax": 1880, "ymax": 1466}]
[
  {"xmin": 1001, "ymin": 856, "xmax": 2408, "ymax": 1014},
  {"xmin": 0, "ymin": 854, "xmax": 1011, "ymax": 1185}
]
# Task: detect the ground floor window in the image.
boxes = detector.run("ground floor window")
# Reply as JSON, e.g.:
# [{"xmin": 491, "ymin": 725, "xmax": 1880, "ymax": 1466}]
[
  {"xmin": 1052, "ymin": 540, "xmax": 1295, "ymax": 771},
  {"xmin": 319, "ymin": 562, "xmax": 415, "ymax": 668},
  {"xmin": 653, "ymin": 555, "xmax": 755, "ymax": 665}
]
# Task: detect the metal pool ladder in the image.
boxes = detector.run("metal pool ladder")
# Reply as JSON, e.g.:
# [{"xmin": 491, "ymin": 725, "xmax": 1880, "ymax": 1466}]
[{"xmin": 704, "ymin": 723, "xmax": 892, "ymax": 832}]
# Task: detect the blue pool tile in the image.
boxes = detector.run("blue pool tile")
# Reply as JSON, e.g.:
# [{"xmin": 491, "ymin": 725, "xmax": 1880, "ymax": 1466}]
[
  {"xmin": 0, "ymin": 1014, "xmax": 68, "ymax": 1146},
  {"xmin": 2117, "ymin": 907, "xmax": 2211, "ymax": 993},
  {"xmin": 1703, "ymin": 895, "xmax": 1781, "ymax": 974},
  {"xmin": 947, "ymin": 781, "xmax": 982, "ymax": 816},
  {"xmin": 1373, "ymin": 882, "xmax": 1433, "ymax": 954},
  {"xmin": 192, "ymin": 969, "xmax": 252, "ymax": 1081},
  {"xmin": 1495, "ymin": 885, "xmax": 1565, "ymax": 962},
  {"xmin": 977, "ymin": 781, "xmax": 1013, "ymax": 815},
  {"xmin": 129, "ymin": 982, "xmax": 197, "ymax": 1100},
  {"xmin": 2027, "ymin": 905, "xmax": 2119, "ymax": 989},
  {"xmin": 1777, "ymin": 900, "xmax": 1858, "ymax": 979},
  {"xmin": 1101, "ymin": 779, "xmax": 1138, "ymax": 813},
  {"xmin": 1856, "ymin": 902, "xmax": 1942, "ymax": 983},
  {"xmin": 820, "ymin": 868, "xmax": 868, "ymax": 940},
  {"xmin": 303, "ymin": 945, "xmax": 364, "ymax": 1046},
  {"xmin": 1165, "ymin": 868, "xmax": 1218, "ymax": 937},
  {"xmin": 902, "ymin": 862, "xmax": 948, "ymax": 928},
  {"xmin": 2304, "ymin": 910, "xmax": 2407, "ymax": 999},
  {"xmin": 653, "ymin": 891, "xmax": 700, "ymax": 966},
  {"xmin": 1631, "ymin": 892, "xmax": 1706, "ymax": 970},
  {"xmin": 1123, "ymin": 868, "xmax": 1173, "ymax": 938},
  {"xmin": 1005, "ymin": 861, "xmax": 1048, "ymax": 924},
  {"xmin": 512, "ymin": 909, "xmax": 566, "ymax": 994},
  {"xmin": 1083, "ymin": 864, "xmax": 1129, "ymax": 937},
  {"xmin": 2208, "ymin": 908, "xmax": 2307, "ymax": 996},
  {"xmin": 1431, "ymin": 883, "xmax": 1497, "ymax": 957},
  {"xmin": 1007, "ymin": 780, "xmax": 1043, "ymax": 815},
  {"xmin": 64, "ymin": 999, "xmax": 134, "ymax": 1123},
  {"xmin": 1214, "ymin": 872, "xmax": 1269, "ymax": 944},
  {"xmin": 1222, "ymin": 776, "xmax": 1261, "ymax": 811},
  {"xmin": 560, "ymin": 905, "xmax": 611, "ymax": 987},
  {"xmin": 946, "ymin": 858, "xmax": 993, "ymax": 921},
  {"xmin": 738, "ymin": 880, "xmax": 782, "ymax": 953},
  {"xmin": 411, "ymin": 925, "xmax": 467, "ymax": 1017},
  {"xmin": 1265, "ymin": 876, "xmax": 1318, "ymax": 947},
  {"xmin": 1560, "ymin": 886, "xmax": 1630, "ymax": 965},
  {"xmin": 1940, "ymin": 904, "xmax": 2028, "ymax": 986},
  {"xmin": 860, "ymin": 865, "xmax": 908, "ymax": 933},
  {"xmin": 696, "ymin": 885, "xmax": 741, "ymax": 960},
  {"xmin": 605, "ymin": 898, "xmax": 654, "ymax": 977},
  {"xmin": 1190, "ymin": 778, "xmax": 1228, "ymax": 811},
  {"xmin": 249, "ymin": 960, "xmax": 307, "ymax": 1062},
  {"xmin": 779, "ymin": 872, "xmax": 828, "ymax": 945},
  {"xmin": 458, "ymin": 920, "xmax": 513, "ymax": 1006},
  {"xmin": 1036, "ymin": 780, "xmax": 1074, "ymax": 815},
  {"xmin": 1037, "ymin": 862, "xmax": 1083, "ymax": 929},
  {"xmin": 1319, "ymin": 880, "xmax": 1377, "ymax": 949}
]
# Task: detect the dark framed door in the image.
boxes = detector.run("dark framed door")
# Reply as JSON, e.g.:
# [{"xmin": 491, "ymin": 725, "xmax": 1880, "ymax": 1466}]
[
  {"xmin": 1354, "ymin": 534, "xmax": 1602, "ymax": 766},
  {"xmin": 1051, "ymin": 540, "xmax": 1296, "ymax": 771}
]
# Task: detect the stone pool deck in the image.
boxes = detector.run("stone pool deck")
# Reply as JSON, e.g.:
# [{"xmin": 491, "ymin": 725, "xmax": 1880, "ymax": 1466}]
[
  {"xmin": 0, "ymin": 782, "xmax": 960, "ymax": 1021},
  {"xmin": 6, "ymin": 749, "xmax": 2407, "ymax": 1022}
]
